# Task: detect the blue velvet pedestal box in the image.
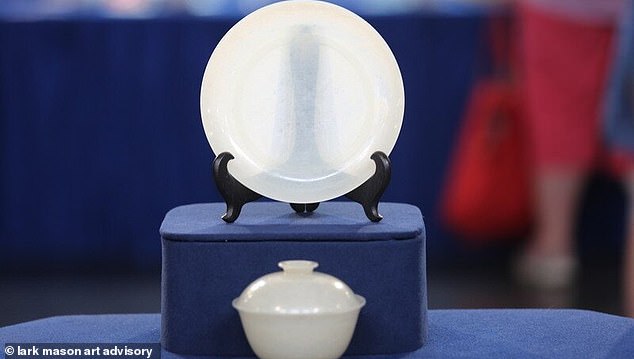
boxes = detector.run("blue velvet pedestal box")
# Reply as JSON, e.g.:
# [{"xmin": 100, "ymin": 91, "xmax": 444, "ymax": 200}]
[{"xmin": 160, "ymin": 202, "xmax": 427, "ymax": 357}]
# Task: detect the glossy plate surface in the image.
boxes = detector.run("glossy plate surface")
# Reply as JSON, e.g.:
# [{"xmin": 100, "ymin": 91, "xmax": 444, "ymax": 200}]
[{"xmin": 201, "ymin": 0, "xmax": 404, "ymax": 203}]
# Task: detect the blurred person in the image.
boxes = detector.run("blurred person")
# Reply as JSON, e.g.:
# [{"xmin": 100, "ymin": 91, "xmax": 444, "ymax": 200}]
[
  {"xmin": 514, "ymin": 0, "xmax": 629, "ymax": 292},
  {"xmin": 605, "ymin": 2, "xmax": 634, "ymax": 316}
]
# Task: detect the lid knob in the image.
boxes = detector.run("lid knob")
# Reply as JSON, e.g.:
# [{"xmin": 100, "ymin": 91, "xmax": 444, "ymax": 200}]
[{"xmin": 278, "ymin": 260, "xmax": 319, "ymax": 274}]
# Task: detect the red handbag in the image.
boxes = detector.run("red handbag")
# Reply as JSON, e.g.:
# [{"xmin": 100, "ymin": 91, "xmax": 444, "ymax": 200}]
[{"xmin": 441, "ymin": 79, "xmax": 532, "ymax": 243}]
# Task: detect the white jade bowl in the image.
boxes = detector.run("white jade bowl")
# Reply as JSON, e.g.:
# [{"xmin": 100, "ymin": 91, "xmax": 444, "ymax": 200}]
[{"xmin": 233, "ymin": 260, "xmax": 366, "ymax": 359}]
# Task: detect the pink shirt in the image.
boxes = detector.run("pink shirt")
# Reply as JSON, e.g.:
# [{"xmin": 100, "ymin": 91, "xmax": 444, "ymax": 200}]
[{"xmin": 523, "ymin": 0, "xmax": 627, "ymax": 24}]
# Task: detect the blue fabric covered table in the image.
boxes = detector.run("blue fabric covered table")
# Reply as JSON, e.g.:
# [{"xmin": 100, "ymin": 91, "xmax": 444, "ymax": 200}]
[{"xmin": 1, "ymin": 310, "xmax": 633, "ymax": 358}]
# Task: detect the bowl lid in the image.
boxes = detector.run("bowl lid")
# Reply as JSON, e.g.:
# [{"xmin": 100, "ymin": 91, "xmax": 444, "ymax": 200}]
[{"xmin": 233, "ymin": 260, "xmax": 365, "ymax": 315}]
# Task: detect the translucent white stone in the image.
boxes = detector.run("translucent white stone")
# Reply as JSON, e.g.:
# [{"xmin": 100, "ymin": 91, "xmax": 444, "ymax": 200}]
[
  {"xmin": 201, "ymin": 0, "xmax": 404, "ymax": 203},
  {"xmin": 233, "ymin": 260, "xmax": 365, "ymax": 359}
]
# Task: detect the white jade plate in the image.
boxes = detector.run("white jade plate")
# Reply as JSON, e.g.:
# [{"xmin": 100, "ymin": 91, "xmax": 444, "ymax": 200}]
[{"xmin": 200, "ymin": 0, "xmax": 404, "ymax": 203}]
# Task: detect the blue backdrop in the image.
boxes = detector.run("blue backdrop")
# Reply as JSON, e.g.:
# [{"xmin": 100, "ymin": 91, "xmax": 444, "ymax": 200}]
[{"xmin": 6, "ymin": 13, "xmax": 622, "ymax": 272}]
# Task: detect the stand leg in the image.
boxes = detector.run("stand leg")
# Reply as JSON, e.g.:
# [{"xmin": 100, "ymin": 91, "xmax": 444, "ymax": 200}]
[
  {"xmin": 345, "ymin": 151, "xmax": 391, "ymax": 222},
  {"xmin": 213, "ymin": 152, "xmax": 262, "ymax": 223},
  {"xmin": 290, "ymin": 202, "xmax": 320, "ymax": 215}
]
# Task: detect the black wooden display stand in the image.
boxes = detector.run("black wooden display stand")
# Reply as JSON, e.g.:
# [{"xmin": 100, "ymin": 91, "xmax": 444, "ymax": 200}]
[{"xmin": 213, "ymin": 151, "xmax": 391, "ymax": 223}]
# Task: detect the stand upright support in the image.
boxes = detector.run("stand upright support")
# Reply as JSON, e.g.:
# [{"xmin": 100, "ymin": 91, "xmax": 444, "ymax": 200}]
[
  {"xmin": 345, "ymin": 151, "xmax": 391, "ymax": 222},
  {"xmin": 213, "ymin": 151, "xmax": 391, "ymax": 223},
  {"xmin": 212, "ymin": 152, "xmax": 262, "ymax": 223}
]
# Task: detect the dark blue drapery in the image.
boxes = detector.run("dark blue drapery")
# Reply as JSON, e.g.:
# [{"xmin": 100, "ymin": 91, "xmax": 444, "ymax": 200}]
[{"xmin": 0, "ymin": 15, "xmax": 484, "ymax": 270}]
